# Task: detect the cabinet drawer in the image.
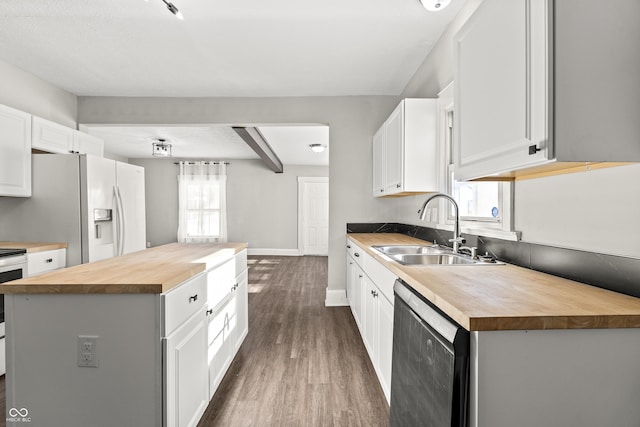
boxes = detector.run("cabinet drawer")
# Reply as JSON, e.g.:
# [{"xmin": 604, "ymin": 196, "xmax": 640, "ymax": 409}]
[
  {"xmin": 235, "ymin": 249, "xmax": 247, "ymax": 275},
  {"xmin": 346, "ymin": 238, "xmax": 364, "ymax": 268},
  {"xmin": 27, "ymin": 249, "xmax": 66, "ymax": 277},
  {"xmin": 207, "ymin": 259, "xmax": 236, "ymax": 310},
  {"xmin": 163, "ymin": 273, "xmax": 206, "ymax": 336},
  {"xmin": 364, "ymin": 252, "xmax": 397, "ymax": 303}
]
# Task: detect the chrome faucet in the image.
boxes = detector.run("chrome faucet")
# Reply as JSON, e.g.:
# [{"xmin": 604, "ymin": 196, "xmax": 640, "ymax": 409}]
[{"xmin": 418, "ymin": 193, "xmax": 466, "ymax": 253}]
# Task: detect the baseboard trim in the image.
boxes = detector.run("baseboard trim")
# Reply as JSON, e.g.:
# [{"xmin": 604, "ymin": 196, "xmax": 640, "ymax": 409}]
[
  {"xmin": 247, "ymin": 248, "xmax": 302, "ymax": 256},
  {"xmin": 325, "ymin": 289, "xmax": 349, "ymax": 307}
]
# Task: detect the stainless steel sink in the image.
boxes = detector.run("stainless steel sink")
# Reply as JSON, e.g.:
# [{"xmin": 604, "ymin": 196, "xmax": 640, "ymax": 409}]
[
  {"xmin": 389, "ymin": 253, "xmax": 479, "ymax": 265},
  {"xmin": 372, "ymin": 245, "xmax": 447, "ymax": 256},
  {"xmin": 373, "ymin": 244, "xmax": 503, "ymax": 266}
]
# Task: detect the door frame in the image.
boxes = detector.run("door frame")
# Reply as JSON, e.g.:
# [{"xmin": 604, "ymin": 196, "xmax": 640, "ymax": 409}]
[{"xmin": 297, "ymin": 176, "xmax": 329, "ymax": 256}]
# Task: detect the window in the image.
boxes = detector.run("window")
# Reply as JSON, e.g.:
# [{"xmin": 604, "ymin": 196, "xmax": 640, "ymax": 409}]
[
  {"xmin": 177, "ymin": 162, "xmax": 228, "ymax": 243},
  {"xmin": 435, "ymin": 83, "xmax": 519, "ymax": 240},
  {"xmin": 183, "ymin": 177, "xmax": 223, "ymax": 237}
]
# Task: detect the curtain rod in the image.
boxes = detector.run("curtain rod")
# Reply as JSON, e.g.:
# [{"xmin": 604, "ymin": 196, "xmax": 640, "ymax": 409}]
[{"xmin": 173, "ymin": 161, "xmax": 230, "ymax": 165}]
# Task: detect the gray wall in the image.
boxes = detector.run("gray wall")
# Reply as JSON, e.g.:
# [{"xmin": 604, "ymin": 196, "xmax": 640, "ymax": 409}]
[
  {"xmin": 129, "ymin": 158, "xmax": 328, "ymax": 250},
  {"xmin": 80, "ymin": 96, "xmax": 400, "ymax": 293},
  {"xmin": 0, "ymin": 59, "xmax": 77, "ymax": 128},
  {"xmin": 393, "ymin": 0, "xmax": 640, "ymax": 259}
]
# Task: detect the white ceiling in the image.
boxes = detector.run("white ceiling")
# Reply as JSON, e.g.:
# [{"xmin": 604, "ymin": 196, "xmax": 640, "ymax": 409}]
[
  {"xmin": 86, "ymin": 125, "xmax": 330, "ymax": 165},
  {"xmin": 0, "ymin": 0, "xmax": 465, "ymax": 97},
  {"xmin": 1, "ymin": 0, "xmax": 463, "ymax": 163}
]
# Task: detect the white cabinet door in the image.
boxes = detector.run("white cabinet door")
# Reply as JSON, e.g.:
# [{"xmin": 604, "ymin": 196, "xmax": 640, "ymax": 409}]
[
  {"xmin": 454, "ymin": 0, "xmax": 551, "ymax": 180},
  {"xmin": 234, "ymin": 268, "xmax": 248, "ymax": 353},
  {"xmin": 372, "ymin": 126, "xmax": 385, "ymax": 196},
  {"xmin": 377, "ymin": 294, "xmax": 394, "ymax": 403},
  {"xmin": 75, "ymin": 132, "xmax": 104, "ymax": 157},
  {"xmin": 165, "ymin": 310, "xmax": 209, "ymax": 427},
  {"xmin": 208, "ymin": 293, "xmax": 236, "ymax": 398},
  {"xmin": 347, "ymin": 253, "xmax": 364, "ymax": 330},
  {"xmin": 373, "ymin": 99, "xmax": 438, "ymax": 197},
  {"xmin": 384, "ymin": 103, "xmax": 404, "ymax": 194},
  {"xmin": 32, "ymin": 116, "xmax": 74, "ymax": 154},
  {"xmin": 362, "ymin": 277, "xmax": 378, "ymax": 363},
  {"xmin": 0, "ymin": 104, "xmax": 31, "ymax": 197}
]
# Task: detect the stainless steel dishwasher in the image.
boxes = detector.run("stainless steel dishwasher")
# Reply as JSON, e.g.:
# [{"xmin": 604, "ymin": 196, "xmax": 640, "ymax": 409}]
[{"xmin": 390, "ymin": 279, "xmax": 469, "ymax": 427}]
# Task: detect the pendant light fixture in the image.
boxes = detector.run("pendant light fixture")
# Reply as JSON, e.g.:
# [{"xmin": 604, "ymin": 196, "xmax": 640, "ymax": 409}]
[
  {"xmin": 418, "ymin": 0, "xmax": 451, "ymax": 12},
  {"xmin": 152, "ymin": 139, "xmax": 173, "ymax": 157}
]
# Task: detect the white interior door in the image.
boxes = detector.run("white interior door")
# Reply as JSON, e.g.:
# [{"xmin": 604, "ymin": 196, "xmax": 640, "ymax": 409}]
[{"xmin": 298, "ymin": 177, "xmax": 329, "ymax": 256}]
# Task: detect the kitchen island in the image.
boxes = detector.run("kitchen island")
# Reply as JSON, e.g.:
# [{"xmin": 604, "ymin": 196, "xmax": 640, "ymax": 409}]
[
  {"xmin": 1, "ymin": 242, "xmax": 248, "ymax": 427},
  {"xmin": 348, "ymin": 233, "xmax": 640, "ymax": 427}
]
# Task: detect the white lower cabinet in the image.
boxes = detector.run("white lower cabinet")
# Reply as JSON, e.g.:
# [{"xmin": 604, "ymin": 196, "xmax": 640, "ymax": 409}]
[
  {"xmin": 346, "ymin": 253, "xmax": 364, "ymax": 328},
  {"xmin": 207, "ymin": 250, "xmax": 249, "ymax": 399},
  {"xmin": 27, "ymin": 248, "xmax": 66, "ymax": 277},
  {"xmin": 346, "ymin": 238, "xmax": 396, "ymax": 403},
  {"xmin": 165, "ymin": 309, "xmax": 209, "ymax": 427},
  {"xmin": 164, "ymin": 249, "xmax": 249, "ymax": 427}
]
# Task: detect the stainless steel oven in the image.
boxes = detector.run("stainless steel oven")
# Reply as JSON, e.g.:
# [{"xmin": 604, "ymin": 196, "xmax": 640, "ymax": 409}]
[
  {"xmin": 390, "ymin": 279, "xmax": 470, "ymax": 427},
  {"xmin": 0, "ymin": 249, "xmax": 27, "ymax": 376}
]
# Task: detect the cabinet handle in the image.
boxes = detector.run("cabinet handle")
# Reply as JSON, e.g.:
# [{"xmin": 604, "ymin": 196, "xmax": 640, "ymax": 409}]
[
  {"xmin": 380, "ymin": 189, "xmax": 384, "ymax": 193},
  {"xmin": 354, "ymin": 252, "xmax": 360, "ymax": 257},
  {"xmin": 528, "ymin": 144, "xmax": 541, "ymax": 155},
  {"xmin": 358, "ymin": 274, "xmax": 363, "ymax": 278},
  {"xmin": 206, "ymin": 308, "xmax": 213, "ymax": 316},
  {"xmin": 370, "ymin": 290, "xmax": 375, "ymax": 295},
  {"xmin": 373, "ymin": 291, "xmax": 378, "ymax": 298},
  {"xmin": 346, "ymin": 245, "xmax": 351, "ymax": 249},
  {"xmin": 396, "ymin": 183, "xmax": 401, "ymax": 188},
  {"xmin": 189, "ymin": 294, "xmax": 198, "ymax": 302},
  {"xmin": 349, "ymin": 262, "xmax": 353, "ymax": 265},
  {"xmin": 45, "ymin": 258, "xmax": 53, "ymax": 263}
]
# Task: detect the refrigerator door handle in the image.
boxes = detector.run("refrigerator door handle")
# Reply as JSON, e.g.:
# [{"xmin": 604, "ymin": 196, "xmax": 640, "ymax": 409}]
[
  {"xmin": 113, "ymin": 185, "xmax": 121, "ymax": 257},
  {"xmin": 116, "ymin": 186, "xmax": 126, "ymax": 256}
]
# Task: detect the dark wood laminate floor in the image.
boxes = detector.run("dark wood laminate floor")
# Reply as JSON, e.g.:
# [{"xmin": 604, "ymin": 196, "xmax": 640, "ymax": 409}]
[
  {"xmin": 0, "ymin": 256, "xmax": 389, "ymax": 427},
  {"xmin": 198, "ymin": 255, "xmax": 390, "ymax": 427}
]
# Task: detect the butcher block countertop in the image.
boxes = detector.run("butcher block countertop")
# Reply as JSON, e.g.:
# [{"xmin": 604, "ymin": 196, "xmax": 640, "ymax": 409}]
[
  {"xmin": 0, "ymin": 241, "xmax": 68, "ymax": 252},
  {"xmin": 348, "ymin": 233, "xmax": 640, "ymax": 331},
  {"xmin": 0, "ymin": 242, "xmax": 247, "ymax": 295}
]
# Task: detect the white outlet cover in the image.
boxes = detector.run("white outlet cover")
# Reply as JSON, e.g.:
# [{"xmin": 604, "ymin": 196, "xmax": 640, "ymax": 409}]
[{"xmin": 77, "ymin": 335, "xmax": 99, "ymax": 368}]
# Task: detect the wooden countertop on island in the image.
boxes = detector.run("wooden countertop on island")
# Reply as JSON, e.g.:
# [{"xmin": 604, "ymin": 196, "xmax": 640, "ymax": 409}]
[
  {"xmin": 0, "ymin": 242, "xmax": 247, "ymax": 295},
  {"xmin": 0, "ymin": 241, "xmax": 68, "ymax": 252},
  {"xmin": 348, "ymin": 233, "xmax": 640, "ymax": 331}
]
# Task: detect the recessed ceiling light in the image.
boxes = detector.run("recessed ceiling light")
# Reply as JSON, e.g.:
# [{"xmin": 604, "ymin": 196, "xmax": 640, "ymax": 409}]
[
  {"xmin": 309, "ymin": 144, "xmax": 327, "ymax": 153},
  {"xmin": 419, "ymin": 0, "xmax": 451, "ymax": 12}
]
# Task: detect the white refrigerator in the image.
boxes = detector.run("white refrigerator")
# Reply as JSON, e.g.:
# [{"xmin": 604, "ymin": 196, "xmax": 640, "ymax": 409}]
[{"xmin": 0, "ymin": 154, "xmax": 146, "ymax": 266}]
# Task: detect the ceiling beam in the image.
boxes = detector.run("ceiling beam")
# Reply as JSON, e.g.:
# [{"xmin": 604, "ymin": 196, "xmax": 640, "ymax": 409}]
[{"xmin": 232, "ymin": 127, "xmax": 284, "ymax": 173}]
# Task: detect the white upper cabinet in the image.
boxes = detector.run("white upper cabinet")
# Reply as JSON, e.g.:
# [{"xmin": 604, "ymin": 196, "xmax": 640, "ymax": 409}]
[
  {"xmin": 74, "ymin": 132, "xmax": 104, "ymax": 157},
  {"xmin": 0, "ymin": 104, "xmax": 32, "ymax": 197},
  {"xmin": 32, "ymin": 116, "xmax": 74, "ymax": 153},
  {"xmin": 373, "ymin": 98, "xmax": 438, "ymax": 197},
  {"xmin": 372, "ymin": 127, "xmax": 385, "ymax": 196},
  {"xmin": 454, "ymin": 0, "xmax": 640, "ymax": 181},
  {"xmin": 33, "ymin": 116, "xmax": 104, "ymax": 156}
]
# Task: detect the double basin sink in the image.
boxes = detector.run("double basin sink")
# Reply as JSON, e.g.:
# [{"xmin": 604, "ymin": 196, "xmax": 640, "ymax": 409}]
[{"xmin": 372, "ymin": 244, "xmax": 502, "ymax": 266}]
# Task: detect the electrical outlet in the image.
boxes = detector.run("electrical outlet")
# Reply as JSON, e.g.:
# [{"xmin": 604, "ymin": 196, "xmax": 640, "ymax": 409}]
[{"xmin": 77, "ymin": 336, "xmax": 99, "ymax": 368}]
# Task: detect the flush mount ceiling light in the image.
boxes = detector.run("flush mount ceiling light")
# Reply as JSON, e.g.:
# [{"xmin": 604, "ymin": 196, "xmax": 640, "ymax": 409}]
[
  {"xmin": 419, "ymin": 0, "xmax": 451, "ymax": 11},
  {"xmin": 309, "ymin": 144, "xmax": 327, "ymax": 153},
  {"xmin": 146, "ymin": 0, "xmax": 184, "ymax": 20},
  {"xmin": 152, "ymin": 139, "xmax": 173, "ymax": 157}
]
